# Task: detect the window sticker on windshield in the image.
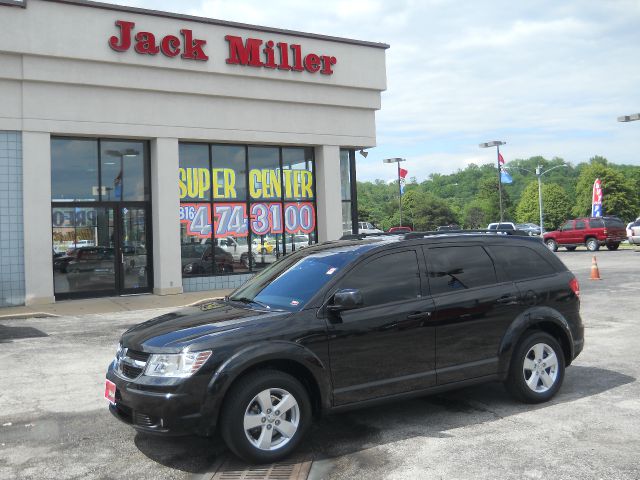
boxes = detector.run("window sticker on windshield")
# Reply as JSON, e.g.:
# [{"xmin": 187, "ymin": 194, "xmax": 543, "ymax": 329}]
[
  {"xmin": 290, "ymin": 300, "xmax": 300, "ymax": 306},
  {"xmin": 326, "ymin": 267, "xmax": 337, "ymax": 275}
]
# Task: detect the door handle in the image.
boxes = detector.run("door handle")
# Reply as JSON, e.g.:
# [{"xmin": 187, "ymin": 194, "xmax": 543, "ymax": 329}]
[
  {"xmin": 406, "ymin": 312, "xmax": 432, "ymax": 320},
  {"xmin": 496, "ymin": 295, "xmax": 518, "ymax": 304},
  {"xmin": 121, "ymin": 252, "xmax": 125, "ymax": 264}
]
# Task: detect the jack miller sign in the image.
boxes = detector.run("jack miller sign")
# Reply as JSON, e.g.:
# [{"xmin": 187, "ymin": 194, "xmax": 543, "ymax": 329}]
[{"xmin": 108, "ymin": 20, "xmax": 337, "ymax": 75}]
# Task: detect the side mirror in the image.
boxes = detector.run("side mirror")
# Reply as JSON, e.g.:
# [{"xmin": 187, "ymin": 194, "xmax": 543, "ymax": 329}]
[{"xmin": 327, "ymin": 289, "xmax": 363, "ymax": 312}]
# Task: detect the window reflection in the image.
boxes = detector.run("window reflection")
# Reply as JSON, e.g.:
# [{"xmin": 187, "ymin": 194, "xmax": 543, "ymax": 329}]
[
  {"xmin": 51, "ymin": 139, "xmax": 99, "ymax": 202},
  {"xmin": 101, "ymin": 141, "xmax": 148, "ymax": 201}
]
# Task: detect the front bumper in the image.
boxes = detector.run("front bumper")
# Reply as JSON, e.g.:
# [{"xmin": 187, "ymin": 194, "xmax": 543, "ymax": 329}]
[{"xmin": 106, "ymin": 366, "xmax": 211, "ymax": 436}]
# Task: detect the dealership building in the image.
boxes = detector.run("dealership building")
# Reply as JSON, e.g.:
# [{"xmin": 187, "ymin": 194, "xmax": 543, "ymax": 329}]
[{"xmin": 0, "ymin": 0, "xmax": 388, "ymax": 307}]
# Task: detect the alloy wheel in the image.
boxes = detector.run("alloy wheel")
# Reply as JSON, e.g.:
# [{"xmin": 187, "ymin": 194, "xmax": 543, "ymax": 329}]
[
  {"xmin": 522, "ymin": 343, "xmax": 559, "ymax": 393},
  {"xmin": 243, "ymin": 388, "xmax": 300, "ymax": 451}
]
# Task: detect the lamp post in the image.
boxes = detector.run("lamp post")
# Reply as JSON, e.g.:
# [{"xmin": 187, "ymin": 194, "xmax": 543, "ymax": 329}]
[
  {"xmin": 383, "ymin": 157, "xmax": 406, "ymax": 226},
  {"xmin": 479, "ymin": 141, "xmax": 506, "ymax": 222},
  {"xmin": 617, "ymin": 113, "xmax": 640, "ymax": 122}
]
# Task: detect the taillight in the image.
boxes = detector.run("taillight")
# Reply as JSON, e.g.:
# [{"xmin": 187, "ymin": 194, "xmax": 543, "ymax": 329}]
[
  {"xmin": 569, "ymin": 277, "xmax": 580, "ymax": 297},
  {"xmin": 604, "ymin": 228, "xmax": 608, "ymax": 235}
]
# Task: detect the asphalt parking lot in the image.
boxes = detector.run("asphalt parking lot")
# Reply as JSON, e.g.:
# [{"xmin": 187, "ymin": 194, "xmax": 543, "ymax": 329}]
[{"xmin": 1, "ymin": 249, "xmax": 639, "ymax": 480}]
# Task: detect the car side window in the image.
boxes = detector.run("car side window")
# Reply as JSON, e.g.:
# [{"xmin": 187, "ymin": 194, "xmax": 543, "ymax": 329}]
[
  {"xmin": 426, "ymin": 245, "xmax": 497, "ymax": 294},
  {"xmin": 575, "ymin": 221, "xmax": 586, "ymax": 230},
  {"xmin": 589, "ymin": 218, "xmax": 604, "ymax": 228},
  {"xmin": 337, "ymin": 250, "xmax": 420, "ymax": 307},
  {"xmin": 560, "ymin": 221, "xmax": 573, "ymax": 231},
  {"xmin": 487, "ymin": 245, "xmax": 555, "ymax": 281}
]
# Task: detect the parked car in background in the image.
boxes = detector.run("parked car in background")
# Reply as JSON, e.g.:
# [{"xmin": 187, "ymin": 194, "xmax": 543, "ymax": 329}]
[
  {"xmin": 543, "ymin": 216, "xmax": 627, "ymax": 252},
  {"xmin": 627, "ymin": 217, "xmax": 640, "ymax": 246},
  {"xmin": 516, "ymin": 223, "xmax": 542, "ymax": 236},
  {"xmin": 66, "ymin": 247, "xmax": 115, "ymax": 289},
  {"xmin": 183, "ymin": 245, "xmax": 234, "ymax": 275},
  {"xmin": 53, "ymin": 248, "xmax": 78, "ymax": 273},
  {"xmin": 488, "ymin": 222, "xmax": 516, "ymax": 231},
  {"xmin": 358, "ymin": 221, "xmax": 383, "ymax": 234},
  {"xmin": 388, "ymin": 226, "xmax": 412, "ymax": 233}
]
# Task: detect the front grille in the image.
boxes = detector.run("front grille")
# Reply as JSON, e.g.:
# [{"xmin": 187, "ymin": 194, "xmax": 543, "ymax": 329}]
[{"xmin": 122, "ymin": 363, "xmax": 144, "ymax": 379}]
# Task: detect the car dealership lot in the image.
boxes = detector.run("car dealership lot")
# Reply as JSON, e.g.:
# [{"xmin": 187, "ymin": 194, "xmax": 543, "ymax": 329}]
[{"xmin": 1, "ymin": 249, "xmax": 639, "ymax": 480}]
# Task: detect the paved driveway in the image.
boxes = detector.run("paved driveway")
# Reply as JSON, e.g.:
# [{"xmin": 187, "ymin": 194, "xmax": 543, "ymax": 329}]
[{"xmin": 1, "ymin": 250, "xmax": 639, "ymax": 479}]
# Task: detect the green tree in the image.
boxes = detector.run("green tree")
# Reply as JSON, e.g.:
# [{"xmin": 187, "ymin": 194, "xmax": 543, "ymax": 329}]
[
  {"xmin": 572, "ymin": 159, "xmax": 636, "ymax": 220},
  {"xmin": 463, "ymin": 200, "xmax": 489, "ymax": 229},
  {"xmin": 516, "ymin": 181, "xmax": 571, "ymax": 230},
  {"xmin": 411, "ymin": 193, "xmax": 457, "ymax": 230}
]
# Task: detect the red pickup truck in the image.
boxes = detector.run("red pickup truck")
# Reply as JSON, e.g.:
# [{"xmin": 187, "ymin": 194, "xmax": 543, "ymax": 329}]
[{"xmin": 543, "ymin": 216, "xmax": 627, "ymax": 252}]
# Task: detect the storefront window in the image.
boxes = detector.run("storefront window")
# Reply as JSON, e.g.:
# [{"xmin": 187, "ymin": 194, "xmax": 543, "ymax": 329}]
[
  {"xmin": 340, "ymin": 149, "xmax": 356, "ymax": 235},
  {"xmin": 179, "ymin": 143, "xmax": 318, "ymax": 277},
  {"xmin": 100, "ymin": 141, "xmax": 149, "ymax": 201},
  {"xmin": 51, "ymin": 139, "xmax": 99, "ymax": 202}
]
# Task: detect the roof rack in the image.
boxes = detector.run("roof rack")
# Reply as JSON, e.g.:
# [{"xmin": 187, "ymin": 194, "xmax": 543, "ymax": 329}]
[{"xmin": 340, "ymin": 229, "xmax": 531, "ymax": 241}]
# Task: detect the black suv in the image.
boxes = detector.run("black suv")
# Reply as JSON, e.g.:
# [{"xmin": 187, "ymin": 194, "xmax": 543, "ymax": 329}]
[{"xmin": 105, "ymin": 232, "xmax": 584, "ymax": 463}]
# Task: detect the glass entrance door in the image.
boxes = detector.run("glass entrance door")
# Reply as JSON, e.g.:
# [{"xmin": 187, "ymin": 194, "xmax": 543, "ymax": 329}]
[
  {"xmin": 52, "ymin": 205, "xmax": 152, "ymax": 298},
  {"xmin": 118, "ymin": 206, "xmax": 151, "ymax": 293}
]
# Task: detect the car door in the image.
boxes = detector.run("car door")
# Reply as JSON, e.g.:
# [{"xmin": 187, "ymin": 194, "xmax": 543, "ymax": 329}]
[
  {"xmin": 573, "ymin": 219, "xmax": 587, "ymax": 244},
  {"xmin": 557, "ymin": 220, "xmax": 574, "ymax": 245},
  {"xmin": 424, "ymin": 244, "xmax": 522, "ymax": 384},
  {"xmin": 325, "ymin": 247, "xmax": 436, "ymax": 405}
]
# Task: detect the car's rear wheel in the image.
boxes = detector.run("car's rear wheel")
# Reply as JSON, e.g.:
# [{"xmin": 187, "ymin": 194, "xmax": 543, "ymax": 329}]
[
  {"xmin": 606, "ymin": 242, "xmax": 620, "ymax": 251},
  {"xmin": 545, "ymin": 239, "xmax": 558, "ymax": 252},
  {"xmin": 220, "ymin": 370, "xmax": 312, "ymax": 463},
  {"xmin": 565, "ymin": 246, "xmax": 577, "ymax": 251},
  {"xmin": 586, "ymin": 237, "xmax": 599, "ymax": 251},
  {"xmin": 505, "ymin": 331, "xmax": 565, "ymax": 404}
]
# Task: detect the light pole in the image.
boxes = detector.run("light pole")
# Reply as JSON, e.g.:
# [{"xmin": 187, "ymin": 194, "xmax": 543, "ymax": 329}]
[
  {"xmin": 479, "ymin": 141, "xmax": 506, "ymax": 222},
  {"xmin": 535, "ymin": 164, "xmax": 568, "ymax": 233},
  {"xmin": 617, "ymin": 113, "xmax": 640, "ymax": 122},
  {"xmin": 105, "ymin": 149, "xmax": 140, "ymax": 200},
  {"xmin": 383, "ymin": 157, "xmax": 406, "ymax": 226}
]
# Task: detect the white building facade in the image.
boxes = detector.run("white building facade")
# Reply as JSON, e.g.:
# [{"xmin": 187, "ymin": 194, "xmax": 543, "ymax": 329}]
[{"xmin": 0, "ymin": 0, "xmax": 387, "ymax": 306}]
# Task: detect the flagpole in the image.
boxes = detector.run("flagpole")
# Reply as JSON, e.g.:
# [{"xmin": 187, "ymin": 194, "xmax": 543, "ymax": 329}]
[
  {"xmin": 496, "ymin": 144, "xmax": 504, "ymax": 223},
  {"xmin": 398, "ymin": 162, "xmax": 403, "ymax": 227}
]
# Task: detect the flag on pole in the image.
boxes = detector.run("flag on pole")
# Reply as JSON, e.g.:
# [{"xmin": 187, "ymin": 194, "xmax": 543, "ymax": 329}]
[
  {"xmin": 399, "ymin": 168, "xmax": 408, "ymax": 179},
  {"xmin": 591, "ymin": 178, "xmax": 603, "ymax": 217},
  {"xmin": 500, "ymin": 168, "xmax": 513, "ymax": 184},
  {"xmin": 498, "ymin": 152, "xmax": 505, "ymax": 166}
]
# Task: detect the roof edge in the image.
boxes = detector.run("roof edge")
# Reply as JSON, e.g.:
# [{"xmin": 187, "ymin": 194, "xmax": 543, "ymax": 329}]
[{"xmin": 39, "ymin": 0, "xmax": 391, "ymax": 49}]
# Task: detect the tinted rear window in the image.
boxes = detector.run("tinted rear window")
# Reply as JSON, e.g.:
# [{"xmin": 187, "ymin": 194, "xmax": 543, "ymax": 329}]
[
  {"xmin": 488, "ymin": 245, "xmax": 556, "ymax": 281},
  {"xmin": 426, "ymin": 246, "xmax": 497, "ymax": 294},
  {"xmin": 603, "ymin": 218, "xmax": 624, "ymax": 228}
]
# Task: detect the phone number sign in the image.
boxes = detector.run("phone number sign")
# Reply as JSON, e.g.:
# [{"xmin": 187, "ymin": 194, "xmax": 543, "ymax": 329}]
[{"xmin": 180, "ymin": 202, "xmax": 315, "ymax": 238}]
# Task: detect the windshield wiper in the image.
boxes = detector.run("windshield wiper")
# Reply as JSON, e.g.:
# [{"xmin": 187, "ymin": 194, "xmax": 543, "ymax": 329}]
[{"xmin": 230, "ymin": 297, "xmax": 272, "ymax": 310}]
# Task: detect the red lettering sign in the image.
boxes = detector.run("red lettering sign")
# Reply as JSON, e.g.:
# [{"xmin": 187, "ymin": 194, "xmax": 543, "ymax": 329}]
[
  {"xmin": 225, "ymin": 35, "xmax": 337, "ymax": 75},
  {"xmin": 109, "ymin": 20, "xmax": 208, "ymax": 61}
]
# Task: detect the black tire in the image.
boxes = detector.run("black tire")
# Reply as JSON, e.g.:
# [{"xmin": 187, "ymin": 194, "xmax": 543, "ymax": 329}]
[
  {"xmin": 545, "ymin": 239, "xmax": 558, "ymax": 252},
  {"xmin": 505, "ymin": 331, "xmax": 565, "ymax": 404},
  {"xmin": 606, "ymin": 242, "xmax": 620, "ymax": 251},
  {"xmin": 586, "ymin": 237, "xmax": 600, "ymax": 251},
  {"xmin": 565, "ymin": 246, "xmax": 577, "ymax": 251},
  {"xmin": 220, "ymin": 370, "xmax": 312, "ymax": 464}
]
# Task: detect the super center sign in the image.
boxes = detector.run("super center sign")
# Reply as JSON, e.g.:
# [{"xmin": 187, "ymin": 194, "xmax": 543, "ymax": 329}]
[{"xmin": 179, "ymin": 167, "xmax": 316, "ymax": 238}]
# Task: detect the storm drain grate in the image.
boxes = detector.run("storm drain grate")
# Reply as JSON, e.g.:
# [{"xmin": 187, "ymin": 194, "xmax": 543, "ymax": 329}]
[{"xmin": 210, "ymin": 455, "xmax": 312, "ymax": 480}]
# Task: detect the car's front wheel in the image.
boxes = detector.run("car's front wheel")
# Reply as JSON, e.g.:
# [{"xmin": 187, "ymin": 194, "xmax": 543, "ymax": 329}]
[
  {"xmin": 545, "ymin": 239, "xmax": 558, "ymax": 252},
  {"xmin": 220, "ymin": 370, "xmax": 312, "ymax": 463},
  {"xmin": 505, "ymin": 331, "xmax": 565, "ymax": 404}
]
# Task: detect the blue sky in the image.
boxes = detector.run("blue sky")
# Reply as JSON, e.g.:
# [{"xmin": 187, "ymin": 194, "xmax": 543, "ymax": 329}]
[{"xmin": 101, "ymin": 0, "xmax": 640, "ymax": 182}]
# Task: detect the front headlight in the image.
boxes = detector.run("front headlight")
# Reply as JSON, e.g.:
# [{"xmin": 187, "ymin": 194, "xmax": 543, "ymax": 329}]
[{"xmin": 145, "ymin": 350, "xmax": 212, "ymax": 378}]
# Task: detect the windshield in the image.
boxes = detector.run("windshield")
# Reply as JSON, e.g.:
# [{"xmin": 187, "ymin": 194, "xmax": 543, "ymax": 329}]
[{"xmin": 230, "ymin": 248, "xmax": 356, "ymax": 311}]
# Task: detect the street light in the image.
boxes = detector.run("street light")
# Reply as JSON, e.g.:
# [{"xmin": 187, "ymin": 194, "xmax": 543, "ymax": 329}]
[
  {"xmin": 383, "ymin": 157, "xmax": 407, "ymax": 226},
  {"xmin": 479, "ymin": 141, "xmax": 506, "ymax": 222},
  {"xmin": 617, "ymin": 113, "xmax": 640, "ymax": 122}
]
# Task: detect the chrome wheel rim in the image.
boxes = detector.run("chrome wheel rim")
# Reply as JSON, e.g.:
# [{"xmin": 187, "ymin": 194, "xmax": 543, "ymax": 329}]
[
  {"xmin": 523, "ymin": 343, "xmax": 559, "ymax": 393},
  {"xmin": 243, "ymin": 388, "xmax": 300, "ymax": 451},
  {"xmin": 545, "ymin": 240, "xmax": 555, "ymax": 251}
]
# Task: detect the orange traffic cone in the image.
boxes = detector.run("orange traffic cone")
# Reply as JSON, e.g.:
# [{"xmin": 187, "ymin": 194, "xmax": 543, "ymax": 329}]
[{"xmin": 590, "ymin": 255, "xmax": 601, "ymax": 280}]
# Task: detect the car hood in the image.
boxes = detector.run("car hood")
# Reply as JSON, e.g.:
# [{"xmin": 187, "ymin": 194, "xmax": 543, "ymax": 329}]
[{"xmin": 120, "ymin": 301, "xmax": 291, "ymax": 352}]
